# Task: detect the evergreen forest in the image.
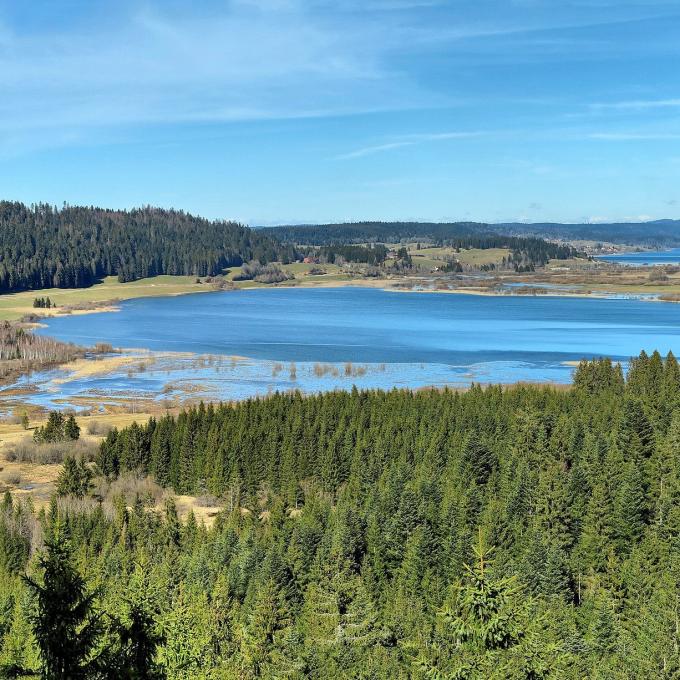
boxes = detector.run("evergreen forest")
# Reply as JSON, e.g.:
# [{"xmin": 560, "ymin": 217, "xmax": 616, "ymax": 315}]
[
  {"xmin": 1, "ymin": 351, "xmax": 679, "ymax": 677},
  {"xmin": 0, "ymin": 202, "xmax": 296, "ymax": 293},
  {"xmin": 260, "ymin": 221, "xmax": 580, "ymax": 266}
]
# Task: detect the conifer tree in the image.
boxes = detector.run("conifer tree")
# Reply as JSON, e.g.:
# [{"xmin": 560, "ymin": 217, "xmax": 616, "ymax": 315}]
[
  {"xmin": 56, "ymin": 457, "xmax": 93, "ymax": 499},
  {"xmin": 239, "ymin": 576, "xmax": 292, "ymax": 676},
  {"xmin": 64, "ymin": 414, "xmax": 80, "ymax": 441},
  {"xmin": 23, "ymin": 531, "xmax": 104, "ymax": 679},
  {"xmin": 104, "ymin": 601, "xmax": 165, "ymax": 680}
]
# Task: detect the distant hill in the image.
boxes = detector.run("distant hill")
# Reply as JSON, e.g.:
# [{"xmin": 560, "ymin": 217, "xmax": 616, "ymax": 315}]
[
  {"xmin": 261, "ymin": 218, "xmax": 680, "ymax": 249},
  {"xmin": 258, "ymin": 221, "xmax": 488, "ymax": 245},
  {"xmin": 0, "ymin": 201, "xmax": 296, "ymax": 294},
  {"xmin": 259, "ymin": 221, "xmax": 579, "ymax": 267},
  {"xmin": 488, "ymin": 220, "xmax": 680, "ymax": 247}
]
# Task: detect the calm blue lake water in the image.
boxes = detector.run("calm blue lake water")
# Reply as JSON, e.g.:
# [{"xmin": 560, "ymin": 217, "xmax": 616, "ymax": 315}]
[
  {"xmin": 7, "ymin": 287, "xmax": 680, "ymax": 410},
  {"xmin": 597, "ymin": 248, "xmax": 680, "ymax": 266}
]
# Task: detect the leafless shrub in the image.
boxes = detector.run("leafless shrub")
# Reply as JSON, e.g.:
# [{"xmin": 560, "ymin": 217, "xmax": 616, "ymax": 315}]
[
  {"xmin": 0, "ymin": 496, "xmax": 43, "ymax": 557},
  {"xmin": 93, "ymin": 342, "xmax": 115, "ymax": 353},
  {"xmin": 649, "ymin": 268, "xmax": 668, "ymax": 282},
  {"xmin": 0, "ymin": 321, "xmax": 84, "ymax": 382},
  {"xmin": 233, "ymin": 261, "xmax": 294, "ymax": 283},
  {"xmin": 86, "ymin": 420, "xmax": 113, "ymax": 436},
  {"xmin": 194, "ymin": 494, "xmax": 220, "ymax": 508},
  {"xmin": 210, "ymin": 276, "xmax": 234, "ymax": 291},
  {"xmin": 95, "ymin": 471, "xmax": 167, "ymax": 507},
  {"xmin": 61, "ymin": 298, "xmax": 121, "ymax": 313},
  {"xmin": 342, "ymin": 362, "xmax": 368, "ymax": 378},
  {"xmin": 5, "ymin": 437, "xmax": 97, "ymax": 465}
]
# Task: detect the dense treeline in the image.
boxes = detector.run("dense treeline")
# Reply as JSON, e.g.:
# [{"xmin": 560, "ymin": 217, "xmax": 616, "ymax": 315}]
[
  {"xmin": 318, "ymin": 244, "xmax": 388, "ymax": 265},
  {"xmin": 261, "ymin": 221, "xmax": 580, "ymax": 268},
  {"xmin": 260, "ymin": 221, "xmax": 491, "ymax": 245},
  {"xmin": 0, "ymin": 202, "xmax": 296, "ymax": 293},
  {"xmin": 0, "ymin": 350, "xmax": 671, "ymax": 676}
]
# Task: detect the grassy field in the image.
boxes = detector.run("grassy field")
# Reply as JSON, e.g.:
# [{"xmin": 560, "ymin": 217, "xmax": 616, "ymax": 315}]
[
  {"xmin": 407, "ymin": 245, "xmax": 510, "ymax": 268},
  {"xmin": 0, "ymin": 275, "xmax": 209, "ymax": 321},
  {"xmin": 225, "ymin": 262, "xmax": 345, "ymax": 282},
  {"xmin": 0, "ymin": 265, "xmax": 373, "ymax": 322},
  {"xmin": 223, "ymin": 262, "xmax": 361, "ymax": 289},
  {"xmin": 456, "ymin": 247, "xmax": 510, "ymax": 265}
]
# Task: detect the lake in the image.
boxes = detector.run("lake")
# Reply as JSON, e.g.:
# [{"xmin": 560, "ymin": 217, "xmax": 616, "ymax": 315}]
[
  {"xmin": 596, "ymin": 248, "xmax": 680, "ymax": 266},
  {"xmin": 7, "ymin": 287, "xmax": 680, "ymax": 411}
]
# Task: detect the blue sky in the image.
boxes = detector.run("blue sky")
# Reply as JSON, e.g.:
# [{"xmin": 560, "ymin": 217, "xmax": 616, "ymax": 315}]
[{"xmin": 1, "ymin": 0, "xmax": 680, "ymax": 224}]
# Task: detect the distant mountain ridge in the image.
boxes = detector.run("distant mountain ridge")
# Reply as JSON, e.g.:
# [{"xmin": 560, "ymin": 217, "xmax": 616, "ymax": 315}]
[
  {"xmin": 488, "ymin": 220, "xmax": 680, "ymax": 246},
  {"xmin": 261, "ymin": 219, "xmax": 680, "ymax": 248},
  {"xmin": 258, "ymin": 221, "xmax": 487, "ymax": 245}
]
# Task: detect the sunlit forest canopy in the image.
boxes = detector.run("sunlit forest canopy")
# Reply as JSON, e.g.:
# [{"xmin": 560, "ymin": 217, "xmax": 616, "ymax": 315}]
[
  {"xmin": 0, "ymin": 202, "xmax": 296, "ymax": 293},
  {"xmin": 3, "ymin": 351, "xmax": 680, "ymax": 677}
]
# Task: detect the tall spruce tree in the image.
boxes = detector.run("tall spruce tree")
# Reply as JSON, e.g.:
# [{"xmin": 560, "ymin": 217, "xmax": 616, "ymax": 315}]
[{"xmin": 23, "ymin": 530, "xmax": 104, "ymax": 679}]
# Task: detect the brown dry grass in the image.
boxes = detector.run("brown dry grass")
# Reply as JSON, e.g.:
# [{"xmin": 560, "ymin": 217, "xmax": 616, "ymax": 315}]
[{"xmin": 0, "ymin": 411, "xmax": 224, "ymax": 525}]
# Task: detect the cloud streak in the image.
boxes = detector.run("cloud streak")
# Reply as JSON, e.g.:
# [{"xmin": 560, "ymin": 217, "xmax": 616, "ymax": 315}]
[
  {"xmin": 591, "ymin": 98, "xmax": 680, "ymax": 111},
  {"xmin": 335, "ymin": 132, "xmax": 485, "ymax": 159},
  {"xmin": 589, "ymin": 132, "xmax": 680, "ymax": 140},
  {"xmin": 1, "ymin": 0, "xmax": 679, "ymax": 176},
  {"xmin": 0, "ymin": 1, "xmax": 437, "ymax": 141}
]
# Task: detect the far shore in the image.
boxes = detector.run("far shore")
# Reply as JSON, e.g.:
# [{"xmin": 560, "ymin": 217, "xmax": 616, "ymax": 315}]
[
  {"xmin": 6, "ymin": 261, "xmax": 680, "ymax": 327},
  {"xmin": 12, "ymin": 277, "xmax": 670, "ymax": 331}
]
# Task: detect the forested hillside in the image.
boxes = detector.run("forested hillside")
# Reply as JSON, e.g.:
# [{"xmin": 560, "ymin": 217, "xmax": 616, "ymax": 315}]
[
  {"xmin": 260, "ymin": 221, "xmax": 580, "ymax": 267},
  {"xmin": 0, "ymin": 202, "xmax": 296, "ymax": 293},
  {"xmin": 259, "ymin": 220, "xmax": 487, "ymax": 244},
  {"xmin": 2, "ymin": 351, "xmax": 680, "ymax": 677}
]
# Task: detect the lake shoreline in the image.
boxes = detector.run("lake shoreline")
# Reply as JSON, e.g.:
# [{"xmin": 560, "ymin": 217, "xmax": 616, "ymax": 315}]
[
  {"xmin": 15, "ymin": 275, "xmax": 675, "ymax": 330},
  {"xmin": 13, "ymin": 287, "xmax": 678, "ymax": 414}
]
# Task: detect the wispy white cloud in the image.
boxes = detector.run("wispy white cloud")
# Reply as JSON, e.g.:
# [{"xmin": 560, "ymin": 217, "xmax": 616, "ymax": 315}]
[
  {"xmin": 335, "ymin": 131, "xmax": 485, "ymax": 159},
  {"xmin": 589, "ymin": 132, "xmax": 680, "ymax": 140},
  {"xmin": 0, "ymin": 1, "xmax": 441, "ymax": 150},
  {"xmin": 336, "ymin": 141, "xmax": 415, "ymax": 160},
  {"xmin": 1, "ymin": 0, "xmax": 679, "ymax": 163},
  {"xmin": 401, "ymin": 132, "xmax": 486, "ymax": 142},
  {"xmin": 591, "ymin": 98, "xmax": 680, "ymax": 111}
]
